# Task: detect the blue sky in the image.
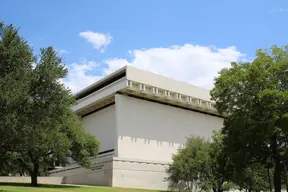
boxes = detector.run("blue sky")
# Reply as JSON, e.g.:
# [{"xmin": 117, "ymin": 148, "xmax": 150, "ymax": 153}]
[{"xmin": 1, "ymin": 0, "xmax": 288, "ymax": 92}]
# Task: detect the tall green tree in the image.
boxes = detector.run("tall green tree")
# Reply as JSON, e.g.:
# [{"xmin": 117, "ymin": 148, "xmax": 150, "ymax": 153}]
[
  {"xmin": 210, "ymin": 45, "xmax": 288, "ymax": 192},
  {"xmin": 0, "ymin": 21, "xmax": 35, "ymax": 174},
  {"xmin": 0, "ymin": 21, "xmax": 99, "ymax": 186}
]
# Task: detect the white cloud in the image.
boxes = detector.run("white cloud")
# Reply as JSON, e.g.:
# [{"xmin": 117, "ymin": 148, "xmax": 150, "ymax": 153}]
[
  {"xmin": 105, "ymin": 44, "xmax": 246, "ymax": 89},
  {"xmin": 79, "ymin": 31, "xmax": 112, "ymax": 52},
  {"xmin": 269, "ymin": 8, "xmax": 288, "ymax": 13},
  {"xmin": 63, "ymin": 60, "xmax": 102, "ymax": 93},
  {"xmin": 57, "ymin": 49, "xmax": 68, "ymax": 55},
  {"xmin": 63, "ymin": 44, "xmax": 246, "ymax": 93}
]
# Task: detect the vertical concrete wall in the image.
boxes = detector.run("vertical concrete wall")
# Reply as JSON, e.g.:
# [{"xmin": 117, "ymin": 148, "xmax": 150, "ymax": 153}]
[
  {"xmin": 0, "ymin": 177, "xmax": 64, "ymax": 184},
  {"xmin": 61, "ymin": 163, "xmax": 113, "ymax": 186},
  {"xmin": 64, "ymin": 94, "xmax": 223, "ymax": 190},
  {"xmin": 62, "ymin": 170, "xmax": 113, "ymax": 186},
  {"xmin": 49, "ymin": 157, "xmax": 113, "ymax": 186},
  {"xmin": 112, "ymin": 158, "xmax": 169, "ymax": 190},
  {"xmin": 81, "ymin": 105, "xmax": 117, "ymax": 153},
  {"xmin": 115, "ymin": 94, "xmax": 223, "ymax": 162}
]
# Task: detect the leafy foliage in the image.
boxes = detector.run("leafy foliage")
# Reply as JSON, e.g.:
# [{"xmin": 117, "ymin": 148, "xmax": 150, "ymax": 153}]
[
  {"xmin": 167, "ymin": 132, "xmax": 272, "ymax": 192},
  {"xmin": 233, "ymin": 164, "xmax": 270, "ymax": 192},
  {"xmin": 204, "ymin": 131, "xmax": 234, "ymax": 191},
  {"xmin": 0, "ymin": 21, "xmax": 99, "ymax": 186},
  {"xmin": 210, "ymin": 45, "xmax": 288, "ymax": 192},
  {"xmin": 166, "ymin": 136, "xmax": 210, "ymax": 192}
]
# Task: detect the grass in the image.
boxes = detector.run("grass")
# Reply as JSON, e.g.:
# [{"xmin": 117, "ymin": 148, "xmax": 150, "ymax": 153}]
[{"xmin": 0, "ymin": 183, "xmax": 163, "ymax": 192}]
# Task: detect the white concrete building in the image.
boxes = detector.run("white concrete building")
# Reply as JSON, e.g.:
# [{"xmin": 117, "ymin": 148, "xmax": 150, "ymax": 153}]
[{"xmin": 50, "ymin": 66, "xmax": 224, "ymax": 190}]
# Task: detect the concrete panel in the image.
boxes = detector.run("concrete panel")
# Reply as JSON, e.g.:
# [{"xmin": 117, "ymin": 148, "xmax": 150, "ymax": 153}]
[
  {"xmin": 50, "ymin": 161, "xmax": 113, "ymax": 177},
  {"xmin": 115, "ymin": 94, "xmax": 223, "ymax": 162},
  {"xmin": 0, "ymin": 177, "xmax": 64, "ymax": 184},
  {"xmin": 82, "ymin": 105, "xmax": 116, "ymax": 153},
  {"xmin": 73, "ymin": 78, "xmax": 126, "ymax": 112},
  {"xmin": 63, "ymin": 169, "xmax": 113, "ymax": 186},
  {"xmin": 112, "ymin": 159, "xmax": 168, "ymax": 190},
  {"xmin": 126, "ymin": 66, "xmax": 211, "ymax": 101},
  {"xmin": 49, "ymin": 157, "xmax": 113, "ymax": 186}
]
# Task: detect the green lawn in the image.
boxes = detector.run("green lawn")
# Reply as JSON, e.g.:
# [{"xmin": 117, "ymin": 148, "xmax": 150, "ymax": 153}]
[{"xmin": 0, "ymin": 183, "xmax": 163, "ymax": 192}]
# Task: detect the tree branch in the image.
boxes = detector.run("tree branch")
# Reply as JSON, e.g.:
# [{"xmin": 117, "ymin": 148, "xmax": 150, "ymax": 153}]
[
  {"xmin": 28, "ymin": 151, "xmax": 36, "ymax": 164},
  {"xmin": 247, "ymin": 157, "xmax": 267, "ymax": 165},
  {"xmin": 44, "ymin": 151, "xmax": 53, "ymax": 156},
  {"xmin": 17, "ymin": 157, "xmax": 32, "ymax": 174}
]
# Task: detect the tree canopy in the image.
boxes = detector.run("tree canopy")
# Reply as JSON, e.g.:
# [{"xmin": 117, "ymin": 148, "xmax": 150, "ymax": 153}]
[
  {"xmin": 0, "ymin": 21, "xmax": 99, "ymax": 186},
  {"xmin": 166, "ymin": 133, "xmax": 271, "ymax": 192},
  {"xmin": 210, "ymin": 45, "xmax": 288, "ymax": 192},
  {"xmin": 166, "ymin": 136, "xmax": 210, "ymax": 192}
]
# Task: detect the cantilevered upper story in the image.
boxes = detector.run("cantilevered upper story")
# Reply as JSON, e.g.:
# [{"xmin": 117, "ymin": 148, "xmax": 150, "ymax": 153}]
[
  {"xmin": 73, "ymin": 66, "xmax": 220, "ymax": 118},
  {"xmin": 50, "ymin": 66, "xmax": 224, "ymax": 189}
]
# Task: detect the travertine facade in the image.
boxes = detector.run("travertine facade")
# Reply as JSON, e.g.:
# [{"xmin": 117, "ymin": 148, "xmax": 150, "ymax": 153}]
[{"xmin": 49, "ymin": 66, "xmax": 223, "ymax": 190}]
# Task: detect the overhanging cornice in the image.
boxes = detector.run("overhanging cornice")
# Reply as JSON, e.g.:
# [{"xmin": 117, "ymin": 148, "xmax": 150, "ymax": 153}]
[
  {"xmin": 120, "ymin": 80, "xmax": 220, "ymax": 116},
  {"xmin": 72, "ymin": 66, "xmax": 222, "ymax": 117}
]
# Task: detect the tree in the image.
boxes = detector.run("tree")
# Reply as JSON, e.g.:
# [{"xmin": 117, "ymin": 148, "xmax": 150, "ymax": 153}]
[
  {"xmin": 209, "ymin": 132, "xmax": 270, "ymax": 192},
  {"xmin": 166, "ymin": 132, "xmax": 270, "ymax": 192},
  {"xmin": 205, "ymin": 131, "xmax": 234, "ymax": 192},
  {"xmin": 0, "ymin": 21, "xmax": 100, "ymax": 186},
  {"xmin": 0, "ymin": 154, "xmax": 24, "ymax": 176},
  {"xmin": 210, "ymin": 45, "xmax": 288, "ymax": 192},
  {"xmin": 166, "ymin": 136, "xmax": 210, "ymax": 192},
  {"xmin": 0, "ymin": 21, "xmax": 35, "ymax": 176},
  {"xmin": 232, "ymin": 163, "xmax": 270, "ymax": 192}
]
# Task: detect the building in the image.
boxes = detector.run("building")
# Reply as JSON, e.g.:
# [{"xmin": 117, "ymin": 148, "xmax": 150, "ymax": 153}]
[{"xmin": 49, "ymin": 66, "xmax": 224, "ymax": 190}]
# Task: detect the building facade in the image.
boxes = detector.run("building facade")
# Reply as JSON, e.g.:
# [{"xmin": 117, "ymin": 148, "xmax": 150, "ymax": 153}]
[{"xmin": 49, "ymin": 66, "xmax": 223, "ymax": 190}]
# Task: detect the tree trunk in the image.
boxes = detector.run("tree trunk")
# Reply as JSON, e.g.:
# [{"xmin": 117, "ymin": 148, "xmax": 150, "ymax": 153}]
[
  {"xmin": 267, "ymin": 168, "xmax": 272, "ymax": 192},
  {"xmin": 30, "ymin": 172, "xmax": 38, "ymax": 186},
  {"xmin": 30, "ymin": 162, "xmax": 39, "ymax": 186},
  {"xmin": 274, "ymin": 156, "xmax": 282, "ymax": 192},
  {"xmin": 217, "ymin": 188, "xmax": 223, "ymax": 192},
  {"xmin": 213, "ymin": 188, "xmax": 217, "ymax": 192},
  {"xmin": 283, "ymin": 162, "xmax": 288, "ymax": 192}
]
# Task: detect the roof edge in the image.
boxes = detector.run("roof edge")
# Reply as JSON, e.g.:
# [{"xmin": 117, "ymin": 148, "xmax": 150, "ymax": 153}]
[{"xmin": 74, "ymin": 66, "xmax": 127, "ymax": 100}]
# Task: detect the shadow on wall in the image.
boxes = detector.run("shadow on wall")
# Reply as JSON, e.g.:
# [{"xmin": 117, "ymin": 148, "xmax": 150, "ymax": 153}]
[
  {"xmin": 121, "ymin": 136, "xmax": 177, "ymax": 148},
  {"xmin": 117, "ymin": 96, "xmax": 223, "ymax": 149}
]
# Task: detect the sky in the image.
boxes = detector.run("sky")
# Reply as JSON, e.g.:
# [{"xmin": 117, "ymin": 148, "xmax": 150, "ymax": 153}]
[{"xmin": 1, "ymin": 0, "xmax": 288, "ymax": 93}]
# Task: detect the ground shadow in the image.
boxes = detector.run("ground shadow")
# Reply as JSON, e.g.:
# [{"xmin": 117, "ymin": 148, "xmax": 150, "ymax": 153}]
[{"xmin": 0, "ymin": 182, "xmax": 80, "ymax": 188}]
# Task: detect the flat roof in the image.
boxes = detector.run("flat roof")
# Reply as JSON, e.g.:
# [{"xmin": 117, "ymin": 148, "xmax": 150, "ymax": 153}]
[
  {"xmin": 75, "ymin": 66, "xmax": 212, "ymax": 101},
  {"xmin": 75, "ymin": 66, "xmax": 127, "ymax": 100}
]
